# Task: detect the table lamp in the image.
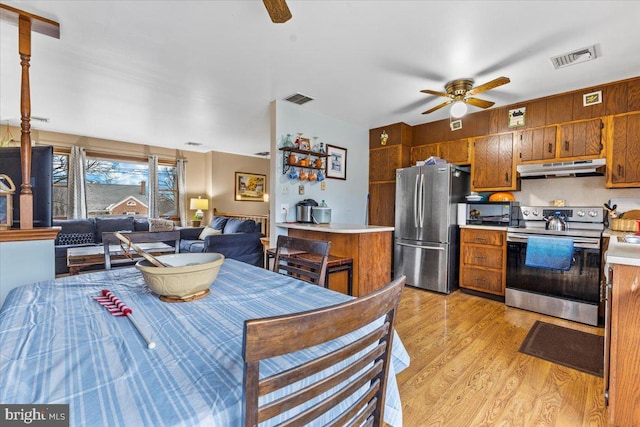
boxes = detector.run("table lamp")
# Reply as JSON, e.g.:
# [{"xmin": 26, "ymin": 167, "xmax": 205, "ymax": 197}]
[{"xmin": 190, "ymin": 197, "xmax": 209, "ymax": 220}]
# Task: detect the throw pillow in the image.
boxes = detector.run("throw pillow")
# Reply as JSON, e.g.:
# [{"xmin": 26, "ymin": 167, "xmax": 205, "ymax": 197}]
[
  {"xmin": 223, "ymin": 218, "xmax": 256, "ymax": 234},
  {"xmin": 209, "ymin": 215, "xmax": 229, "ymax": 231},
  {"xmin": 149, "ymin": 218, "xmax": 174, "ymax": 232},
  {"xmin": 199, "ymin": 227, "xmax": 222, "ymax": 240}
]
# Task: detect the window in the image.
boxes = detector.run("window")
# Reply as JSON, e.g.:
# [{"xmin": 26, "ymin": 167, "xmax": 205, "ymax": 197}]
[
  {"xmin": 53, "ymin": 152, "xmax": 68, "ymax": 219},
  {"xmin": 52, "ymin": 151, "xmax": 178, "ymax": 219}
]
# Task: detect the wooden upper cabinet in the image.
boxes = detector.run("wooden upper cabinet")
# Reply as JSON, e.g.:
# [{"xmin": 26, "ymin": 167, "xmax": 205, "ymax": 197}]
[
  {"xmin": 518, "ymin": 126, "xmax": 557, "ymax": 162},
  {"xmin": 472, "ymin": 133, "xmax": 518, "ymax": 191},
  {"xmin": 608, "ymin": 113, "xmax": 640, "ymax": 187},
  {"xmin": 410, "ymin": 143, "xmax": 439, "ymax": 165},
  {"xmin": 558, "ymin": 119, "xmax": 603, "ymax": 159},
  {"xmin": 440, "ymin": 138, "xmax": 470, "ymax": 164},
  {"xmin": 370, "ymin": 144, "xmax": 408, "ymax": 182}
]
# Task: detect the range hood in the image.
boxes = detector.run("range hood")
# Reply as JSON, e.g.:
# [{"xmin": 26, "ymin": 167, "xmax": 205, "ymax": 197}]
[{"xmin": 517, "ymin": 158, "xmax": 606, "ymax": 178}]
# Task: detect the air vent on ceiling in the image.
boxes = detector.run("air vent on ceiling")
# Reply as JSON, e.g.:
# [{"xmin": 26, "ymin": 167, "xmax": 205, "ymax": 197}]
[
  {"xmin": 185, "ymin": 141, "xmax": 203, "ymax": 147},
  {"xmin": 254, "ymin": 151, "xmax": 270, "ymax": 157},
  {"xmin": 32, "ymin": 116, "xmax": 50, "ymax": 123},
  {"xmin": 284, "ymin": 93, "xmax": 314, "ymax": 105},
  {"xmin": 550, "ymin": 45, "xmax": 597, "ymax": 69}
]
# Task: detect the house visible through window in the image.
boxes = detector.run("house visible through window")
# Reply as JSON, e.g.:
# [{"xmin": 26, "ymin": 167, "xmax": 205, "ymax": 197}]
[{"xmin": 52, "ymin": 151, "xmax": 178, "ymax": 219}]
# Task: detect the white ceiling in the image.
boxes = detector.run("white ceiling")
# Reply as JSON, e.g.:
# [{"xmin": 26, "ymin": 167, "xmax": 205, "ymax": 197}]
[{"xmin": 2, "ymin": 1, "xmax": 640, "ymax": 157}]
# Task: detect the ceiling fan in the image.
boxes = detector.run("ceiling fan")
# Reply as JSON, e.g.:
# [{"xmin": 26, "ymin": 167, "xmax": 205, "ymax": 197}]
[
  {"xmin": 421, "ymin": 76, "xmax": 510, "ymax": 117},
  {"xmin": 263, "ymin": 0, "xmax": 292, "ymax": 23}
]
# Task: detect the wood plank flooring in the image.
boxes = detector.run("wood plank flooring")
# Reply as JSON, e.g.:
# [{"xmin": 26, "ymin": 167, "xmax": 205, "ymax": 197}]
[{"xmin": 394, "ymin": 286, "xmax": 609, "ymax": 427}]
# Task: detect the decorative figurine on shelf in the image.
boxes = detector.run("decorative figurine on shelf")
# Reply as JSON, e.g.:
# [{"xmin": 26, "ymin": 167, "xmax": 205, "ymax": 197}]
[
  {"xmin": 294, "ymin": 132, "xmax": 303, "ymax": 149},
  {"xmin": 312, "ymin": 136, "xmax": 320, "ymax": 152},
  {"xmin": 380, "ymin": 130, "xmax": 389, "ymax": 146},
  {"xmin": 319, "ymin": 142, "xmax": 325, "ymax": 153}
]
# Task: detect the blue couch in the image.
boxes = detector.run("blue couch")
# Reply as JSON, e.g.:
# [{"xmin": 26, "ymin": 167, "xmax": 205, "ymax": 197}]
[
  {"xmin": 53, "ymin": 216, "xmax": 157, "ymax": 275},
  {"xmin": 179, "ymin": 215, "xmax": 264, "ymax": 267}
]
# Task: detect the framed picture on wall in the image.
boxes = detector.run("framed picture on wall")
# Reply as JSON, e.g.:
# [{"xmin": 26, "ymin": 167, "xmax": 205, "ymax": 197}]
[
  {"xmin": 235, "ymin": 172, "xmax": 267, "ymax": 202},
  {"xmin": 326, "ymin": 144, "xmax": 347, "ymax": 180}
]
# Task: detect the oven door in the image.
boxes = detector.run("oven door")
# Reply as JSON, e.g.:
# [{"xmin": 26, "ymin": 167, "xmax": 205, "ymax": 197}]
[{"xmin": 505, "ymin": 233, "xmax": 601, "ymax": 325}]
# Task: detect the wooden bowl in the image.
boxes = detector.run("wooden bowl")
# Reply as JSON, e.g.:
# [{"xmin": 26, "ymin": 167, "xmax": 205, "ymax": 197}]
[{"xmin": 136, "ymin": 253, "xmax": 225, "ymax": 299}]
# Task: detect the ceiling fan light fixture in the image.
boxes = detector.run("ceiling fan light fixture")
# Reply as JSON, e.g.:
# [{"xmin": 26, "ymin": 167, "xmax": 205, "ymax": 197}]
[{"xmin": 450, "ymin": 101, "xmax": 468, "ymax": 118}]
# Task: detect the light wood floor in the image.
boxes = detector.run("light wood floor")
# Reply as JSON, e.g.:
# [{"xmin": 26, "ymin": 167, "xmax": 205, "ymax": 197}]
[{"xmin": 394, "ymin": 286, "xmax": 609, "ymax": 427}]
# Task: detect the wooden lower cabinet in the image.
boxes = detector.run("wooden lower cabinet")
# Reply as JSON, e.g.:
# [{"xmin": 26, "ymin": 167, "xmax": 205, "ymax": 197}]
[
  {"xmin": 459, "ymin": 228, "xmax": 506, "ymax": 296},
  {"xmin": 607, "ymin": 263, "xmax": 640, "ymax": 426}
]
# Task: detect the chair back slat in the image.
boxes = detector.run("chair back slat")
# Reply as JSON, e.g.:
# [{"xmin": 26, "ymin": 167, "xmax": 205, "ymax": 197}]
[
  {"xmin": 260, "ymin": 325, "xmax": 388, "ymax": 394},
  {"xmin": 243, "ymin": 276, "xmax": 405, "ymax": 427},
  {"xmin": 273, "ymin": 235, "xmax": 330, "ymax": 285}
]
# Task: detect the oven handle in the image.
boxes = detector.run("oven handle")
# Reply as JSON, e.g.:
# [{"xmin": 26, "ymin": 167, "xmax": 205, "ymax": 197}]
[{"xmin": 506, "ymin": 233, "xmax": 601, "ymax": 249}]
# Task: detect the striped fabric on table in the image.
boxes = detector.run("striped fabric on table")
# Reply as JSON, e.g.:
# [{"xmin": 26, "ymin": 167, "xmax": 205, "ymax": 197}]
[{"xmin": 0, "ymin": 259, "xmax": 409, "ymax": 427}]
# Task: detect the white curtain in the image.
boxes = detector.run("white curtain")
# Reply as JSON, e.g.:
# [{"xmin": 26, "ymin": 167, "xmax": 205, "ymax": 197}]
[
  {"xmin": 177, "ymin": 159, "xmax": 187, "ymax": 226},
  {"xmin": 148, "ymin": 155, "xmax": 158, "ymax": 218},
  {"xmin": 67, "ymin": 146, "xmax": 87, "ymax": 219}
]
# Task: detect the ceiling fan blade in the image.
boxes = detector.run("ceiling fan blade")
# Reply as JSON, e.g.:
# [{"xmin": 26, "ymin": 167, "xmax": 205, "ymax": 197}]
[
  {"xmin": 465, "ymin": 97, "xmax": 495, "ymax": 109},
  {"xmin": 263, "ymin": 0, "xmax": 292, "ymax": 23},
  {"xmin": 420, "ymin": 89, "xmax": 452, "ymax": 98},
  {"xmin": 467, "ymin": 76, "xmax": 510, "ymax": 96},
  {"xmin": 422, "ymin": 100, "xmax": 453, "ymax": 115}
]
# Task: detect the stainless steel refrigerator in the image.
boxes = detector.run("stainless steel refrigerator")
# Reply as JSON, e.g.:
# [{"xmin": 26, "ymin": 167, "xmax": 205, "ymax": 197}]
[{"xmin": 394, "ymin": 163, "xmax": 469, "ymax": 293}]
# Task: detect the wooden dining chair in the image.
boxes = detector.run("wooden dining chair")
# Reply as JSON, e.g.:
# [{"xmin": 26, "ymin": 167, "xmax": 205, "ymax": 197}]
[
  {"xmin": 272, "ymin": 235, "xmax": 331, "ymax": 285},
  {"xmin": 242, "ymin": 275, "xmax": 406, "ymax": 427}
]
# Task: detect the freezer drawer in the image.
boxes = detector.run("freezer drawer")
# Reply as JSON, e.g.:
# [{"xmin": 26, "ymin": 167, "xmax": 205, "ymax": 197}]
[{"xmin": 394, "ymin": 241, "xmax": 453, "ymax": 294}]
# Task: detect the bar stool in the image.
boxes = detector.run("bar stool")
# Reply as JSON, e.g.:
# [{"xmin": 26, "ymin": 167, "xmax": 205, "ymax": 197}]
[{"xmin": 265, "ymin": 248, "xmax": 354, "ymax": 296}]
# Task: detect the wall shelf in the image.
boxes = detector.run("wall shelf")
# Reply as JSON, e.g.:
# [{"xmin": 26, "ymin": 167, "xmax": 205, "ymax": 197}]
[{"xmin": 279, "ymin": 147, "xmax": 328, "ymax": 175}]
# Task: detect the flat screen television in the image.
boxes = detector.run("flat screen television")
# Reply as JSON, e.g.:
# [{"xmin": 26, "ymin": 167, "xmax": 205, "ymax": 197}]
[{"xmin": 0, "ymin": 145, "xmax": 53, "ymax": 228}]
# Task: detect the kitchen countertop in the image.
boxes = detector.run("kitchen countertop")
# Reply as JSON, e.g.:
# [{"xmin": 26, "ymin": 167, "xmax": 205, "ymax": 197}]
[
  {"xmin": 459, "ymin": 224, "xmax": 510, "ymax": 232},
  {"xmin": 605, "ymin": 229, "xmax": 640, "ymax": 267},
  {"xmin": 275, "ymin": 222, "xmax": 394, "ymax": 233}
]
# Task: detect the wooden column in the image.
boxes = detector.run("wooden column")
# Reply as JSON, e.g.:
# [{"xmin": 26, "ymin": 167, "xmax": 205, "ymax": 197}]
[
  {"xmin": 0, "ymin": 4, "xmax": 60, "ymax": 229},
  {"xmin": 19, "ymin": 15, "xmax": 33, "ymax": 228}
]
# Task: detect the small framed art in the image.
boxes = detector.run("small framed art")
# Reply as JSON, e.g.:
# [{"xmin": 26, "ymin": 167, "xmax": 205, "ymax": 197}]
[
  {"xmin": 326, "ymin": 144, "xmax": 347, "ymax": 180},
  {"xmin": 234, "ymin": 172, "xmax": 267, "ymax": 202},
  {"xmin": 583, "ymin": 90, "xmax": 602, "ymax": 106},
  {"xmin": 450, "ymin": 120, "xmax": 462, "ymax": 131}
]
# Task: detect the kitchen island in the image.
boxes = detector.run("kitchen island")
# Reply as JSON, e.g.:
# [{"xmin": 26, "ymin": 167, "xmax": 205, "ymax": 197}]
[
  {"xmin": 604, "ymin": 233, "xmax": 640, "ymax": 427},
  {"xmin": 275, "ymin": 223, "xmax": 394, "ymax": 296}
]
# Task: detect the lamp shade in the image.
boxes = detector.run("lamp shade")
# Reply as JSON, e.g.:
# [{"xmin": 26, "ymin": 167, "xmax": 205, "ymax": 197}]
[
  {"xmin": 450, "ymin": 101, "xmax": 468, "ymax": 118},
  {"xmin": 190, "ymin": 198, "xmax": 209, "ymax": 211}
]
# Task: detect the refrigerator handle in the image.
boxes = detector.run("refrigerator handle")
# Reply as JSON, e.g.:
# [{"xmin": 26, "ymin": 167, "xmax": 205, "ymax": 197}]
[
  {"xmin": 414, "ymin": 173, "xmax": 420, "ymax": 228},
  {"xmin": 419, "ymin": 173, "xmax": 425, "ymax": 228}
]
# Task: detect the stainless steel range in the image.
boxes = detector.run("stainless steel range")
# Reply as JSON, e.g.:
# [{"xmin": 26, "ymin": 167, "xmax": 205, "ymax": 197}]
[{"xmin": 505, "ymin": 206, "xmax": 604, "ymax": 326}]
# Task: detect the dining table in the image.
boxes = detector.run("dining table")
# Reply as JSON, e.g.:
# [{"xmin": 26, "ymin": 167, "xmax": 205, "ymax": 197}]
[{"xmin": 0, "ymin": 258, "xmax": 409, "ymax": 426}]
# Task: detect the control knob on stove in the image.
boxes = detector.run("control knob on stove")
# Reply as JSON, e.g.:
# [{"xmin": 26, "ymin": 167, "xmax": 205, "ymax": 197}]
[
  {"xmin": 532, "ymin": 209, "xmax": 540, "ymax": 216},
  {"xmin": 577, "ymin": 210, "xmax": 586, "ymax": 217},
  {"xmin": 522, "ymin": 209, "xmax": 530, "ymax": 216},
  {"xmin": 588, "ymin": 210, "xmax": 598, "ymax": 217}
]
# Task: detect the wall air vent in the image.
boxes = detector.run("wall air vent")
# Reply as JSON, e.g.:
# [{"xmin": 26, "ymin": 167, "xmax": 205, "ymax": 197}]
[
  {"xmin": 551, "ymin": 45, "xmax": 598, "ymax": 69},
  {"xmin": 254, "ymin": 151, "xmax": 270, "ymax": 157},
  {"xmin": 284, "ymin": 93, "xmax": 314, "ymax": 105},
  {"xmin": 185, "ymin": 141, "xmax": 203, "ymax": 147}
]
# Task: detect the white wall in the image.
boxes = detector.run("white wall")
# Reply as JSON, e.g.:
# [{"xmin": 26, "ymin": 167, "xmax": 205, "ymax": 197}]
[
  {"xmin": 269, "ymin": 101, "xmax": 369, "ymax": 238},
  {"xmin": 515, "ymin": 176, "xmax": 640, "ymax": 207}
]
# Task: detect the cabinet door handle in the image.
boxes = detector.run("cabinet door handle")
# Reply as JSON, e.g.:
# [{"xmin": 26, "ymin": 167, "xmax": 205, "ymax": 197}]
[
  {"xmin": 505, "ymin": 172, "xmax": 509, "ymax": 182},
  {"xmin": 548, "ymin": 143, "xmax": 553, "ymax": 153},
  {"xmin": 475, "ymin": 256, "xmax": 486, "ymax": 261},
  {"xmin": 564, "ymin": 140, "xmax": 569, "ymax": 151},
  {"xmin": 474, "ymin": 238, "xmax": 487, "ymax": 243},
  {"xmin": 618, "ymin": 164, "xmax": 624, "ymax": 177}
]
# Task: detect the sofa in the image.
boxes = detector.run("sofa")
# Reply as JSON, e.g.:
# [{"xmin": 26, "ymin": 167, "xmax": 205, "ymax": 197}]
[
  {"xmin": 53, "ymin": 216, "xmax": 170, "ymax": 275},
  {"xmin": 178, "ymin": 215, "xmax": 264, "ymax": 267}
]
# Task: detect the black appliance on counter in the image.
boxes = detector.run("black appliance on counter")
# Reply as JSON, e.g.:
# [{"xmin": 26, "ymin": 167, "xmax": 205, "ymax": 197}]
[
  {"xmin": 505, "ymin": 205, "xmax": 604, "ymax": 326},
  {"xmin": 296, "ymin": 199, "xmax": 318, "ymax": 223},
  {"xmin": 465, "ymin": 201, "xmax": 522, "ymax": 227}
]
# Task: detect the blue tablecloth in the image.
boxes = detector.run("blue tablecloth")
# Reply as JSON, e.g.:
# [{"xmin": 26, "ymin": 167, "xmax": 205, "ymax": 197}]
[{"xmin": 0, "ymin": 259, "xmax": 409, "ymax": 426}]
